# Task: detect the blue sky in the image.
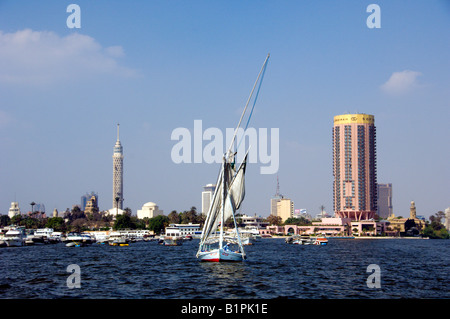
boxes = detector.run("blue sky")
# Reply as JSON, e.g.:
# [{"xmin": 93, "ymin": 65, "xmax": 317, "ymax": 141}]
[{"xmin": 0, "ymin": 0, "xmax": 449, "ymax": 218}]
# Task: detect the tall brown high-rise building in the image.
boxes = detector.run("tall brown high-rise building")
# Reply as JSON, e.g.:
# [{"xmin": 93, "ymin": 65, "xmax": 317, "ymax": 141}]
[{"xmin": 332, "ymin": 114, "xmax": 377, "ymax": 220}]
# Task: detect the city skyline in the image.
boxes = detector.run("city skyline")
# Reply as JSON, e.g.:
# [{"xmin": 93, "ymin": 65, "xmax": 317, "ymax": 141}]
[{"xmin": 0, "ymin": 1, "xmax": 449, "ymax": 219}]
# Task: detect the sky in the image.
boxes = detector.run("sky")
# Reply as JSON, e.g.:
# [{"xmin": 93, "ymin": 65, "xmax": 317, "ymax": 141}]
[{"xmin": 0, "ymin": 0, "xmax": 449, "ymax": 219}]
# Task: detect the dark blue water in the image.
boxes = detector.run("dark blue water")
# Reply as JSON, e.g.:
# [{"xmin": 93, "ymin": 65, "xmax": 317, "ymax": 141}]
[{"xmin": 0, "ymin": 238, "xmax": 448, "ymax": 299}]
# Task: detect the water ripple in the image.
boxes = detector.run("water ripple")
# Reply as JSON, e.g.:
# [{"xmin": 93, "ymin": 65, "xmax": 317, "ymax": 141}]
[{"xmin": 0, "ymin": 238, "xmax": 448, "ymax": 299}]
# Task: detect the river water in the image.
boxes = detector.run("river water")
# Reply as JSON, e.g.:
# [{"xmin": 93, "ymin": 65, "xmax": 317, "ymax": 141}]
[{"xmin": 0, "ymin": 238, "xmax": 448, "ymax": 299}]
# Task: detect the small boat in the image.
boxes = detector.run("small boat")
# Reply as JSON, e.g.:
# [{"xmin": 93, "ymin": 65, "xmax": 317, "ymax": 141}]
[
  {"xmin": 109, "ymin": 236, "xmax": 129, "ymax": 246},
  {"xmin": 66, "ymin": 242, "xmax": 82, "ymax": 247},
  {"xmin": 313, "ymin": 235, "xmax": 328, "ymax": 245},
  {"xmin": 293, "ymin": 236, "xmax": 314, "ymax": 245},
  {"xmin": 4, "ymin": 227, "xmax": 25, "ymax": 247},
  {"xmin": 163, "ymin": 236, "xmax": 182, "ymax": 246}
]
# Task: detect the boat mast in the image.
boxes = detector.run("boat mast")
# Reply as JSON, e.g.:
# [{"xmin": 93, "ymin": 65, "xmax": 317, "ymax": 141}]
[
  {"xmin": 219, "ymin": 158, "xmax": 226, "ymax": 249},
  {"xmin": 225, "ymin": 53, "xmax": 270, "ymax": 161}
]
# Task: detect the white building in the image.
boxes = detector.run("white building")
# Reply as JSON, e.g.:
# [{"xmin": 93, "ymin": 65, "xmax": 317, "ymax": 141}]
[
  {"xmin": 240, "ymin": 214, "xmax": 269, "ymax": 229},
  {"xmin": 444, "ymin": 207, "xmax": 450, "ymax": 231},
  {"xmin": 202, "ymin": 184, "xmax": 216, "ymax": 214},
  {"xmin": 137, "ymin": 202, "xmax": 164, "ymax": 219},
  {"xmin": 106, "ymin": 207, "xmax": 125, "ymax": 217},
  {"xmin": 8, "ymin": 202, "xmax": 21, "ymax": 219},
  {"xmin": 164, "ymin": 223, "xmax": 201, "ymax": 237}
]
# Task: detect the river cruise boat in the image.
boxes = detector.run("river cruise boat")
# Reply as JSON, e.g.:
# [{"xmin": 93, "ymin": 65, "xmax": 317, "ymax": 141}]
[{"xmin": 3, "ymin": 227, "xmax": 25, "ymax": 247}]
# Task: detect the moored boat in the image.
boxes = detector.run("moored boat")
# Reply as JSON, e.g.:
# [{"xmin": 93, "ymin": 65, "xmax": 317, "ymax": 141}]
[
  {"xmin": 163, "ymin": 236, "xmax": 183, "ymax": 246},
  {"xmin": 64, "ymin": 232, "xmax": 95, "ymax": 247},
  {"xmin": 4, "ymin": 227, "xmax": 25, "ymax": 247}
]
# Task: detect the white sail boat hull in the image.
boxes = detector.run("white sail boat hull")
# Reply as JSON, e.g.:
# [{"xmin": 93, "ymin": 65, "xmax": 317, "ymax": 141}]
[{"xmin": 198, "ymin": 248, "xmax": 244, "ymax": 262}]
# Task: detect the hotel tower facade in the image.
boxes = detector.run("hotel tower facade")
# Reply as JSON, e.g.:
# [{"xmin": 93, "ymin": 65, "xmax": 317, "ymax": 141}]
[
  {"xmin": 113, "ymin": 124, "xmax": 124, "ymax": 209},
  {"xmin": 332, "ymin": 114, "xmax": 377, "ymax": 220}
]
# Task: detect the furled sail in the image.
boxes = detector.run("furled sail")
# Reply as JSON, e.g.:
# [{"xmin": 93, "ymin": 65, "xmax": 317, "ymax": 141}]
[{"xmin": 223, "ymin": 154, "xmax": 247, "ymax": 223}]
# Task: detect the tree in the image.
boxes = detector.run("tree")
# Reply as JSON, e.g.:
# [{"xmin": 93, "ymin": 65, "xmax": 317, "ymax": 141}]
[
  {"xmin": 71, "ymin": 218, "xmax": 87, "ymax": 232},
  {"xmin": 168, "ymin": 210, "xmax": 180, "ymax": 224},
  {"xmin": 147, "ymin": 215, "xmax": 169, "ymax": 234},
  {"xmin": 0, "ymin": 215, "xmax": 11, "ymax": 227},
  {"xmin": 10, "ymin": 214, "xmax": 23, "ymax": 225},
  {"xmin": 113, "ymin": 214, "xmax": 135, "ymax": 230},
  {"xmin": 124, "ymin": 207, "xmax": 132, "ymax": 216},
  {"xmin": 265, "ymin": 215, "xmax": 282, "ymax": 226},
  {"xmin": 422, "ymin": 212, "xmax": 450, "ymax": 239},
  {"xmin": 45, "ymin": 217, "xmax": 66, "ymax": 232},
  {"xmin": 284, "ymin": 217, "xmax": 310, "ymax": 226}
]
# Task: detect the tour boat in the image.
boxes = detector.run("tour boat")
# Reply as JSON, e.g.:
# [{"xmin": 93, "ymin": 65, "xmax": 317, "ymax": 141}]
[{"xmin": 4, "ymin": 227, "xmax": 25, "ymax": 247}]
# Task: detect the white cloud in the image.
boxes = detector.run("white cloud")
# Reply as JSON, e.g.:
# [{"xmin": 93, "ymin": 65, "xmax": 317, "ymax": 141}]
[
  {"xmin": 380, "ymin": 70, "xmax": 422, "ymax": 95},
  {"xmin": 0, "ymin": 29, "xmax": 138, "ymax": 85}
]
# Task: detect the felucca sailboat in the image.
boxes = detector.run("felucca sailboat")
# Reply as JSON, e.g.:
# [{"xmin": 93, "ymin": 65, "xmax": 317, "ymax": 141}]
[{"xmin": 196, "ymin": 54, "xmax": 270, "ymax": 262}]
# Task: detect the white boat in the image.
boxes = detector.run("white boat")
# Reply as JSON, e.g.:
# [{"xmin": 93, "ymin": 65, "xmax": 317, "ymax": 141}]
[
  {"xmin": 197, "ymin": 54, "xmax": 270, "ymax": 262},
  {"xmin": 27, "ymin": 228, "xmax": 58, "ymax": 244},
  {"xmin": 64, "ymin": 232, "xmax": 95, "ymax": 246},
  {"xmin": 108, "ymin": 233, "xmax": 129, "ymax": 246},
  {"xmin": 4, "ymin": 227, "xmax": 25, "ymax": 247},
  {"xmin": 287, "ymin": 234, "xmax": 328, "ymax": 245}
]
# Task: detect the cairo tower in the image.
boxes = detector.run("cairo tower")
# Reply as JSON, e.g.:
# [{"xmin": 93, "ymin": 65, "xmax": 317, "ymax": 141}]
[{"xmin": 112, "ymin": 124, "xmax": 124, "ymax": 209}]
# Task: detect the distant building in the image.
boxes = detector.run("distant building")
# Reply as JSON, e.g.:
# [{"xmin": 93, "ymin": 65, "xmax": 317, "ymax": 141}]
[
  {"xmin": 8, "ymin": 202, "xmax": 21, "ymax": 219},
  {"xmin": 201, "ymin": 184, "xmax": 216, "ymax": 215},
  {"xmin": 165, "ymin": 223, "xmax": 201, "ymax": 238},
  {"xmin": 316, "ymin": 210, "xmax": 330, "ymax": 220},
  {"xmin": 106, "ymin": 207, "xmax": 125, "ymax": 218},
  {"xmin": 52, "ymin": 208, "xmax": 59, "ymax": 217},
  {"xmin": 333, "ymin": 114, "xmax": 377, "ymax": 221},
  {"xmin": 377, "ymin": 183, "xmax": 393, "ymax": 219},
  {"xmin": 270, "ymin": 176, "xmax": 283, "ymax": 216},
  {"xmin": 137, "ymin": 202, "xmax": 164, "ymax": 219},
  {"xmin": 240, "ymin": 214, "xmax": 269, "ymax": 229},
  {"xmin": 84, "ymin": 196, "xmax": 99, "ymax": 214},
  {"xmin": 294, "ymin": 209, "xmax": 312, "ymax": 221},
  {"xmin": 270, "ymin": 197, "xmax": 282, "ymax": 216},
  {"xmin": 81, "ymin": 192, "xmax": 98, "ymax": 211},
  {"xmin": 276, "ymin": 198, "xmax": 294, "ymax": 223},
  {"xmin": 386, "ymin": 201, "xmax": 426, "ymax": 235},
  {"xmin": 444, "ymin": 207, "xmax": 450, "ymax": 231}
]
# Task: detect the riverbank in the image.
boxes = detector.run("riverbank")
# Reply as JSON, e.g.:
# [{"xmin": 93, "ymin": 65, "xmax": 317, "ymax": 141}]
[
  {"xmin": 268, "ymin": 236, "xmax": 430, "ymax": 239},
  {"xmin": 352, "ymin": 236, "xmax": 429, "ymax": 239}
]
